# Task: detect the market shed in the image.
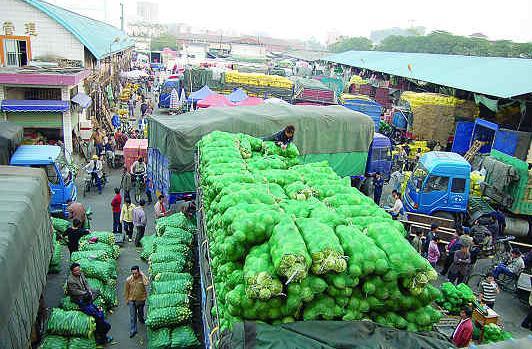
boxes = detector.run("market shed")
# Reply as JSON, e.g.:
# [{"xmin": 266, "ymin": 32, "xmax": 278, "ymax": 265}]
[
  {"xmin": 0, "ymin": 166, "xmax": 52, "ymax": 349},
  {"xmin": 324, "ymin": 51, "xmax": 532, "ymax": 98}
]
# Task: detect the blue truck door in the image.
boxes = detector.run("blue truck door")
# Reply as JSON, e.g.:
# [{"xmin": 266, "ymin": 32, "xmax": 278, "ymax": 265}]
[
  {"xmin": 451, "ymin": 121, "xmax": 474, "ymax": 154},
  {"xmin": 420, "ymin": 175, "xmax": 450, "ymax": 214},
  {"xmin": 493, "ymin": 129, "xmax": 518, "ymax": 157},
  {"xmin": 46, "ymin": 163, "xmax": 65, "ymax": 208},
  {"xmin": 448, "ymin": 177, "xmax": 469, "ymax": 212}
]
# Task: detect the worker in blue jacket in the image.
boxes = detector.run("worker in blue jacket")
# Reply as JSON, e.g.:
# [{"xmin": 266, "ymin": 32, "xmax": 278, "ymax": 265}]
[
  {"xmin": 264, "ymin": 125, "xmax": 295, "ymax": 150},
  {"xmin": 373, "ymin": 172, "xmax": 384, "ymax": 205}
]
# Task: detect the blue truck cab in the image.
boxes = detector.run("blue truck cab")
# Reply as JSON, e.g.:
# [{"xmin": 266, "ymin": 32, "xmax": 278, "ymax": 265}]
[
  {"xmin": 403, "ymin": 151, "xmax": 470, "ymax": 216},
  {"xmin": 366, "ymin": 133, "xmax": 393, "ymax": 180},
  {"xmin": 158, "ymin": 78, "xmax": 181, "ymax": 109},
  {"xmin": 10, "ymin": 145, "xmax": 77, "ymax": 215}
]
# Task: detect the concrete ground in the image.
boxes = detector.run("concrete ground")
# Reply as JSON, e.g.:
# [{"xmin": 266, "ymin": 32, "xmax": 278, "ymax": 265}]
[{"xmin": 44, "ymin": 166, "xmax": 154, "ymax": 348}]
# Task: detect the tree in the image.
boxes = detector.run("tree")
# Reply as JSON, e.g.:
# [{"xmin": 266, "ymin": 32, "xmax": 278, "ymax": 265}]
[
  {"xmin": 150, "ymin": 33, "xmax": 180, "ymax": 51},
  {"xmin": 329, "ymin": 37, "xmax": 373, "ymax": 53}
]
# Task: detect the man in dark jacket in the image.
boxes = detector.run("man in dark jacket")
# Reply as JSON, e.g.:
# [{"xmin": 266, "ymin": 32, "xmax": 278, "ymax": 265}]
[
  {"xmin": 66, "ymin": 263, "xmax": 112, "ymax": 344},
  {"xmin": 372, "ymin": 172, "xmax": 384, "ymax": 205},
  {"xmin": 64, "ymin": 219, "xmax": 89, "ymax": 255},
  {"xmin": 264, "ymin": 125, "xmax": 295, "ymax": 150}
]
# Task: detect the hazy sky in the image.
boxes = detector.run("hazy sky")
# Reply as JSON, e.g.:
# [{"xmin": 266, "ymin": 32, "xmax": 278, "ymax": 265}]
[{"xmin": 50, "ymin": 0, "xmax": 532, "ymax": 43}]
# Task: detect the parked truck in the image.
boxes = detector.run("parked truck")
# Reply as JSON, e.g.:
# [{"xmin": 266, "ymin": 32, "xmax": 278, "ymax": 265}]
[
  {"xmin": 9, "ymin": 145, "xmax": 77, "ymax": 216},
  {"xmin": 403, "ymin": 150, "xmax": 531, "ymax": 237},
  {"xmin": 0, "ymin": 166, "xmax": 53, "ymax": 349}
]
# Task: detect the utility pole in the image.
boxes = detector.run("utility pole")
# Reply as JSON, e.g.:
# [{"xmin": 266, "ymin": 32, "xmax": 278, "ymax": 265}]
[{"xmin": 120, "ymin": 1, "xmax": 124, "ymax": 31}]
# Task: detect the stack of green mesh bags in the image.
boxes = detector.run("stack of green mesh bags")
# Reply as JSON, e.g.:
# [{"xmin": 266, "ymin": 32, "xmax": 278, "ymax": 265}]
[
  {"xmin": 62, "ymin": 232, "xmax": 120, "ymax": 312},
  {"xmin": 39, "ymin": 308, "xmax": 97, "ymax": 349},
  {"xmin": 483, "ymin": 323, "xmax": 513, "ymax": 343},
  {"xmin": 198, "ymin": 131, "xmax": 442, "ymax": 334},
  {"xmin": 143, "ymin": 213, "xmax": 200, "ymax": 349},
  {"xmin": 48, "ymin": 232, "xmax": 63, "ymax": 274},
  {"xmin": 435, "ymin": 282, "xmax": 476, "ymax": 314}
]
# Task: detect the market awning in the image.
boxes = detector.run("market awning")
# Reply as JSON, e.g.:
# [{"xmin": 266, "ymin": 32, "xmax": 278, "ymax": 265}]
[
  {"xmin": 0, "ymin": 99, "xmax": 69, "ymax": 112},
  {"xmin": 71, "ymin": 93, "xmax": 92, "ymax": 109}
]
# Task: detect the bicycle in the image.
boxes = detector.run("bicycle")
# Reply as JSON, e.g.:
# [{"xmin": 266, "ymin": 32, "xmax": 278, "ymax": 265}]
[{"xmin": 82, "ymin": 171, "xmax": 108, "ymax": 197}]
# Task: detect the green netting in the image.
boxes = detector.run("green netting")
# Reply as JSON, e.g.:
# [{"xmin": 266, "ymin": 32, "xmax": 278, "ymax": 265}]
[
  {"xmin": 147, "ymin": 327, "xmax": 171, "ymax": 349},
  {"xmin": 151, "ymin": 279, "xmax": 193, "ymax": 295},
  {"xmin": 148, "ymin": 293, "xmax": 190, "ymax": 309},
  {"xmin": 38, "ymin": 335, "xmax": 68, "ymax": 349},
  {"xmin": 146, "ymin": 306, "xmax": 192, "ymax": 329},
  {"xmin": 49, "ymin": 240, "xmax": 62, "ymax": 274},
  {"xmin": 60, "ymin": 297, "xmax": 79, "ymax": 311},
  {"xmin": 170, "ymin": 326, "xmax": 200, "ymax": 348},
  {"xmin": 68, "ymin": 337, "xmax": 97, "ymax": 349},
  {"xmin": 79, "ymin": 231, "xmax": 115, "ymax": 246},
  {"xmin": 140, "ymin": 235, "xmax": 155, "ymax": 261},
  {"xmin": 299, "ymin": 151, "xmax": 368, "ymax": 177},
  {"xmin": 46, "ymin": 309, "xmax": 96, "ymax": 338},
  {"xmin": 52, "ymin": 217, "xmax": 71, "ymax": 233},
  {"xmin": 78, "ymin": 241, "xmax": 119, "ymax": 259},
  {"xmin": 77, "ymin": 259, "xmax": 117, "ymax": 281},
  {"xmin": 70, "ymin": 249, "xmax": 112, "ymax": 262}
]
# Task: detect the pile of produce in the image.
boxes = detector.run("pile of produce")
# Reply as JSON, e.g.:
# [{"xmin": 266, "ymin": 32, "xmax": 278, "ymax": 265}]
[
  {"xmin": 224, "ymin": 71, "xmax": 293, "ymax": 89},
  {"xmin": 143, "ymin": 213, "xmax": 200, "ymax": 349},
  {"xmin": 198, "ymin": 131, "xmax": 441, "ymax": 334},
  {"xmin": 435, "ymin": 282, "xmax": 476, "ymax": 314},
  {"xmin": 64, "ymin": 232, "xmax": 120, "ymax": 311},
  {"xmin": 48, "ymin": 232, "xmax": 63, "ymax": 274},
  {"xmin": 40, "ymin": 308, "xmax": 97, "ymax": 348},
  {"xmin": 483, "ymin": 323, "xmax": 513, "ymax": 343},
  {"xmin": 400, "ymin": 91, "xmax": 479, "ymax": 144},
  {"xmin": 52, "ymin": 217, "xmax": 71, "ymax": 235},
  {"xmin": 119, "ymin": 82, "xmax": 139, "ymax": 102}
]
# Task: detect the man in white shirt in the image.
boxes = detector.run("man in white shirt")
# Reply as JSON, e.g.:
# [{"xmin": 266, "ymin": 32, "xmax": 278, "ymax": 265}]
[{"xmin": 493, "ymin": 249, "xmax": 525, "ymax": 280}]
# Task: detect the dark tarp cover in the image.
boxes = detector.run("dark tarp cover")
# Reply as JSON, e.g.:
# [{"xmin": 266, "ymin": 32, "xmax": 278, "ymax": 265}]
[
  {"xmin": 221, "ymin": 321, "xmax": 454, "ymax": 349},
  {"xmin": 148, "ymin": 104, "xmax": 374, "ymax": 172},
  {"xmin": 0, "ymin": 121, "xmax": 23, "ymax": 165},
  {"xmin": 0, "ymin": 166, "xmax": 52, "ymax": 349}
]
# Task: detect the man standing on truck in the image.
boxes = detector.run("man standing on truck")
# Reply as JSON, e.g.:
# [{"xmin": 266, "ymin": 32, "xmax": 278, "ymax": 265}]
[
  {"xmin": 372, "ymin": 172, "xmax": 384, "ymax": 205},
  {"xmin": 264, "ymin": 125, "xmax": 295, "ymax": 150},
  {"xmin": 125, "ymin": 265, "xmax": 149, "ymax": 338},
  {"xmin": 67, "ymin": 263, "xmax": 112, "ymax": 345},
  {"xmin": 67, "ymin": 199, "xmax": 87, "ymax": 228}
]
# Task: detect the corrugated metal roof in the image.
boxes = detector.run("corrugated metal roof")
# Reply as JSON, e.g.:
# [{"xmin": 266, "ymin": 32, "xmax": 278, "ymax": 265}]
[
  {"xmin": 324, "ymin": 51, "xmax": 532, "ymax": 98},
  {"xmin": 25, "ymin": 0, "xmax": 134, "ymax": 60}
]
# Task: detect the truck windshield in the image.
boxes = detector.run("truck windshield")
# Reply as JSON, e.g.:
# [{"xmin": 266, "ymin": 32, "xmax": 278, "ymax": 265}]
[
  {"xmin": 410, "ymin": 164, "xmax": 428, "ymax": 190},
  {"xmin": 371, "ymin": 147, "xmax": 392, "ymax": 161},
  {"xmin": 161, "ymin": 82, "xmax": 178, "ymax": 94},
  {"xmin": 56, "ymin": 152, "xmax": 72, "ymax": 185}
]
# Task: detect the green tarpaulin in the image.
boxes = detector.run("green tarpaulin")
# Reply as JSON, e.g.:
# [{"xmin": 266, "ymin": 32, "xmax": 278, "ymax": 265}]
[
  {"xmin": 0, "ymin": 121, "xmax": 23, "ymax": 165},
  {"xmin": 221, "ymin": 321, "xmax": 454, "ymax": 349},
  {"xmin": 149, "ymin": 104, "xmax": 374, "ymax": 173},
  {"xmin": 0, "ymin": 166, "xmax": 52, "ymax": 349}
]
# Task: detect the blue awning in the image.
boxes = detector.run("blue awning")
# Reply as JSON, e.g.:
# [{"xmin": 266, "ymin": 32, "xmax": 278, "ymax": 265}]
[
  {"xmin": 0, "ymin": 99, "xmax": 70, "ymax": 112},
  {"xmin": 71, "ymin": 93, "xmax": 92, "ymax": 109}
]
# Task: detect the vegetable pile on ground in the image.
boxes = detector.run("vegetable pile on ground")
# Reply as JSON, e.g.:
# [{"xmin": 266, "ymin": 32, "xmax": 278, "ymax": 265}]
[
  {"xmin": 142, "ymin": 213, "xmax": 200, "ymax": 349},
  {"xmin": 435, "ymin": 282, "xmax": 475, "ymax": 314},
  {"xmin": 198, "ymin": 131, "xmax": 441, "ymax": 334},
  {"xmin": 482, "ymin": 323, "xmax": 513, "ymax": 343}
]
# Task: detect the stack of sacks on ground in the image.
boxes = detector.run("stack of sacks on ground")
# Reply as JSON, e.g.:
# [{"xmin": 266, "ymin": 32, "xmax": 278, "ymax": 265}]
[
  {"xmin": 198, "ymin": 131, "xmax": 442, "ymax": 334},
  {"xmin": 142, "ymin": 213, "xmax": 200, "ymax": 349},
  {"xmin": 61, "ymin": 232, "xmax": 120, "ymax": 312},
  {"xmin": 39, "ymin": 309, "xmax": 97, "ymax": 349},
  {"xmin": 435, "ymin": 282, "xmax": 476, "ymax": 314},
  {"xmin": 401, "ymin": 91, "xmax": 479, "ymax": 144},
  {"xmin": 48, "ymin": 231, "xmax": 63, "ymax": 274}
]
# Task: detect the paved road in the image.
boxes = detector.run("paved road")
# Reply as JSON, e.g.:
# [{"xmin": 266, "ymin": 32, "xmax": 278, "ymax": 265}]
[{"xmin": 44, "ymin": 166, "xmax": 154, "ymax": 348}]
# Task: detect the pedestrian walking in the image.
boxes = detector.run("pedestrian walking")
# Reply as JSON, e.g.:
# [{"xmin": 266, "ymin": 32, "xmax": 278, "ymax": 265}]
[
  {"xmin": 132, "ymin": 200, "xmax": 147, "ymax": 247},
  {"xmin": 479, "ymin": 272, "xmax": 499, "ymax": 309},
  {"xmin": 448, "ymin": 245, "xmax": 471, "ymax": 285},
  {"xmin": 90, "ymin": 127, "xmax": 104, "ymax": 157},
  {"xmin": 411, "ymin": 231, "xmax": 423, "ymax": 254},
  {"xmin": 128, "ymin": 95, "xmax": 135, "ymax": 119},
  {"xmin": 67, "ymin": 263, "xmax": 112, "ymax": 344},
  {"xmin": 120, "ymin": 197, "xmax": 135, "ymax": 242},
  {"xmin": 427, "ymin": 236, "xmax": 441, "ymax": 268},
  {"xmin": 120, "ymin": 167, "xmax": 132, "ymax": 200},
  {"xmin": 64, "ymin": 219, "xmax": 89, "ymax": 255},
  {"xmin": 372, "ymin": 172, "xmax": 384, "ymax": 205},
  {"xmin": 111, "ymin": 188, "xmax": 122, "ymax": 235},
  {"xmin": 125, "ymin": 266, "xmax": 148, "ymax": 338},
  {"xmin": 423, "ymin": 224, "xmax": 438, "ymax": 257}
]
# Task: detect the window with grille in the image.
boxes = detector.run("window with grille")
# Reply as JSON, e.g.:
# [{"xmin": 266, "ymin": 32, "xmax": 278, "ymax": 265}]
[{"xmin": 3, "ymin": 38, "xmax": 28, "ymax": 66}]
